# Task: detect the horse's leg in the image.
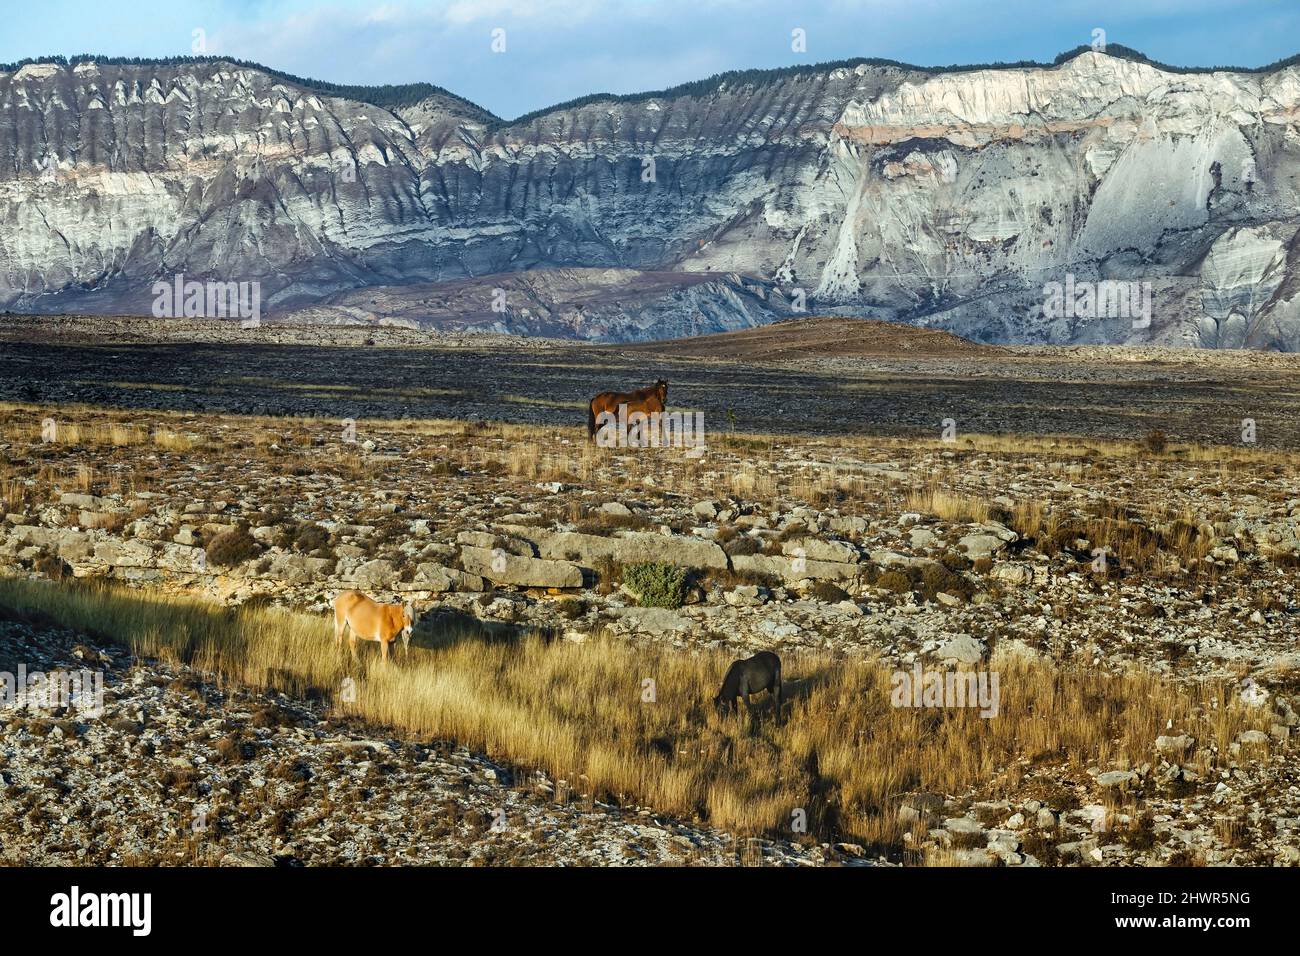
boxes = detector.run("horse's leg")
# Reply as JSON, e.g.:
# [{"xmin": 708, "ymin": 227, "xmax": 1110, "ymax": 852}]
[
  {"xmin": 381, "ymin": 637, "xmax": 389, "ymax": 664},
  {"xmin": 402, "ymin": 631, "xmax": 410, "ymax": 660},
  {"xmin": 334, "ymin": 607, "xmax": 344, "ymax": 647},
  {"xmin": 348, "ymin": 633, "xmax": 358, "ymax": 662}
]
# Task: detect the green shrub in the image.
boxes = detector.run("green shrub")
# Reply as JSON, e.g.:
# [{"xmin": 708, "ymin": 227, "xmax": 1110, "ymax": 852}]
[
  {"xmin": 205, "ymin": 525, "xmax": 261, "ymax": 568},
  {"xmin": 705, "ymin": 567, "xmax": 780, "ymax": 590},
  {"xmin": 807, "ymin": 581, "xmax": 849, "ymax": 603},
  {"xmin": 919, "ymin": 564, "xmax": 974, "ymax": 602},
  {"xmin": 288, "ymin": 522, "xmax": 332, "ymax": 555},
  {"xmin": 556, "ymin": 597, "xmax": 587, "ymax": 620},
  {"xmin": 267, "ymin": 522, "xmax": 327, "ymax": 554},
  {"xmin": 723, "ymin": 535, "xmax": 761, "ymax": 557},
  {"xmin": 875, "ymin": 570, "xmax": 913, "ymax": 593},
  {"xmin": 940, "ymin": 551, "xmax": 972, "ymax": 573},
  {"xmin": 623, "ymin": 561, "xmax": 689, "ymax": 609}
]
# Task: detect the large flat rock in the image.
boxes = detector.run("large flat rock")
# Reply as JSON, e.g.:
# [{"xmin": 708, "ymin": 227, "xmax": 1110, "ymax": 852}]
[
  {"xmin": 731, "ymin": 553, "xmax": 862, "ymax": 584},
  {"xmin": 498, "ymin": 525, "xmax": 728, "ymax": 571},
  {"xmin": 460, "ymin": 545, "xmax": 583, "ymax": 588}
]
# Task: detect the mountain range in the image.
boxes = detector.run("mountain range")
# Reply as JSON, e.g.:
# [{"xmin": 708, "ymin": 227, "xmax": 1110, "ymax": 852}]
[{"xmin": 4, "ymin": 46, "xmax": 1300, "ymax": 347}]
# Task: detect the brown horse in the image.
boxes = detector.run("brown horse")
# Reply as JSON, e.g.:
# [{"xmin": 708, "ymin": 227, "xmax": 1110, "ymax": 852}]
[
  {"xmin": 334, "ymin": 591, "xmax": 416, "ymax": 662},
  {"xmin": 587, "ymin": 379, "xmax": 668, "ymax": 441}
]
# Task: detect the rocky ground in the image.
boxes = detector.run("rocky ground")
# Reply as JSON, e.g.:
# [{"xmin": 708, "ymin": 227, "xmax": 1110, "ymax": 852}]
[
  {"xmin": 2, "ymin": 319, "xmax": 1299, "ymax": 865},
  {"xmin": 0, "ymin": 612, "xmax": 846, "ymax": 866}
]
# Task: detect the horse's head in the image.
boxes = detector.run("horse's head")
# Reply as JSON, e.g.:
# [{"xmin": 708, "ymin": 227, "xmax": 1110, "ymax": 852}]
[
  {"xmin": 402, "ymin": 602, "xmax": 417, "ymax": 639},
  {"xmin": 654, "ymin": 379, "xmax": 668, "ymax": 402}
]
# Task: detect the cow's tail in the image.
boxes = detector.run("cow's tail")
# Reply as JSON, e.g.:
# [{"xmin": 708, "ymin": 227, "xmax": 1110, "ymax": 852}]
[{"xmin": 587, "ymin": 401, "xmax": 596, "ymax": 442}]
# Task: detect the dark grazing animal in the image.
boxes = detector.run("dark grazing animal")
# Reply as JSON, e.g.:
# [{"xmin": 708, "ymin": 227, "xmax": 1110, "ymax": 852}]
[
  {"xmin": 714, "ymin": 651, "xmax": 782, "ymax": 716},
  {"xmin": 587, "ymin": 379, "xmax": 668, "ymax": 441}
]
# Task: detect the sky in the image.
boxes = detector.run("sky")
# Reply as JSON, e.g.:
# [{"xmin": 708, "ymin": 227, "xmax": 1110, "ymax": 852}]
[{"xmin": 3, "ymin": 0, "xmax": 1299, "ymax": 119}]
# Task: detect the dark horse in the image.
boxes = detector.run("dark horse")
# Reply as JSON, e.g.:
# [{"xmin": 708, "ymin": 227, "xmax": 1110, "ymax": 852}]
[
  {"xmin": 587, "ymin": 379, "xmax": 668, "ymax": 442},
  {"xmin": 714, "ymin": 651, "xmax": 782, "ymax": 717}
]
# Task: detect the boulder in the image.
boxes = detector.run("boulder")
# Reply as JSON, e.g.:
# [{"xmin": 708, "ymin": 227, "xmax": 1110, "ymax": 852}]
[
  {"xmin": 460, "ymin": 545, "xmax": 582, "ymax": 588},
  {"xmin": 724, "ymin": 585, "xmax": 767, "ymax": 607},
  {"xmin": 157, "ymin": 543, "xmax": 207, "ymax": 572},
  {"xmin": 1096, "ymin": 770, "xmax": 1138, "ymax": 789},
  {"xmin": 731, "ymin": 553, "xmax": 861, "ymax": 584},
  {"xmin": 1155, "ymin": 734, "xmax": 1195, "ymax": 759},
  {"xmin": 52, "ymin": 529, "xmax": 95, "ymax": 563},
  {"xmin": 958, "ymin": 523, "xmax": 1018, "ymax": 559},
  {"xmin": 351, "ymin": 559, "xmax": 398, "ymax": 589},
  {"xmin": 990, "ymin": 563, "xmax": 1034, "ymax": 586},
  {"xmin": 93, "ymin": 538, "xmax": 155, "ymax": 569},
  {"xmin": 59, "ymin": 493, "xmax": 105, "ymax": 510},
  {"xmin": 78, "ymin": 511, "xmax": 121, "ymax": 530},
  {"xmin": 265, "ymin": 554, "xmax": 334, "ymax": 585},
  {"xmin": 936, "ymin": 635, "xmax": 986, "ymax": 665},
  {"xmin": 456, "ymin": 530, "xmax": 534, "ymax": 556},
  {"xmin": 869, "ymin": 550, "xmax": 939, "ymax": 569},
  {"xmin": 781, "ymin": 536, "xmax": 859, "ymax": 564},
  {"xmin": 828, "ymin": 515, "xmax": 868, "ymax": 536},
  {"xmin": 608, "ymin": 606, "xmax": 691, "ymax": 635},
  {"xmin": 909, "ymin": 528, "xmax": 939, "ymax": 550},
  {"xmin": 399, "ymin": 563, "xmax": 485, "ymax": 593},
  {"xmin": 499, "ymin": 525, "xmax": 727, "ymax": 570},
  {"xmin": 692, "ymin": 500, "xmax": 718, "ymax": 520},
  {"xmin": 959, "ymin": 533, "xmax": 1010, "ymax": 559},
  {"xmin": 987, "ymin": 830, "xmax": 1021, "ymax": 854}
]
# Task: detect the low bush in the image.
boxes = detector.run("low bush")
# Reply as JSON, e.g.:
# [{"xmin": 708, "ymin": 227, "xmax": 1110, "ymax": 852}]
[
  {"xmin": 623, "ymin": 561, "xmax": 689, "ymax": 609},
  {"xmin": 205, "ymin": 525, "xmax": 261, "ymax": 568}
]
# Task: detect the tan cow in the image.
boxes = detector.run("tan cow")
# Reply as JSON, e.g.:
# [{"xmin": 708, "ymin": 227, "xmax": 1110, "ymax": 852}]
[{"xmin": 334, "ymin": 591, "xmax": 416, "ymax": 662}]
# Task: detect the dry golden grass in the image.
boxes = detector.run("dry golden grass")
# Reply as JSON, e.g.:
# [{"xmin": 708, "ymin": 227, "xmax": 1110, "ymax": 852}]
[
  {"xmin": 0, "ymin": 574, "xmax": 1271, "ymax": 855},
  {"xmin": 151, "ymin": 427, "xmax": 195, "ymax": 452},
  {"xmin": 904, "ymin": 486, "xmax": 991, "ymax": 524},
  {"xmin": 1, "ymin": 478, "xmax": 30, "ymax": 513}
]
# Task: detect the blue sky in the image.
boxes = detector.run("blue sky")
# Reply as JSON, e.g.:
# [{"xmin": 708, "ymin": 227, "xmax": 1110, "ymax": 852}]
[{"xmin": 4, "ymin": 0, "xmax": 1298, "ymax": 119}]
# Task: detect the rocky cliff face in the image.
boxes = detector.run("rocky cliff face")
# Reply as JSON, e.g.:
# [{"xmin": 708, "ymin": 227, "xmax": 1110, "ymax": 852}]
[{"xmin": 3, "ymin": 52, "xmax": 1300, "ymax": 345}]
